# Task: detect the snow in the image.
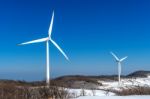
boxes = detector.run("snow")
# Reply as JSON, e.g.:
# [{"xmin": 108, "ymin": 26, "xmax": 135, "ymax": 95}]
[
  {"xmin": 98, "ymin": 77, "xmax": 150, "ymax": 90},
  {"xmin": 68, "ymin": 89, "xmax": 115, "ymax": 97},
  {"xmin": 70, "ymin": 77, "xmax": 150, "ymax": 99},
  {"xmin": 76, "ymin": 96, "xmax": 150, "ymax": 99}
]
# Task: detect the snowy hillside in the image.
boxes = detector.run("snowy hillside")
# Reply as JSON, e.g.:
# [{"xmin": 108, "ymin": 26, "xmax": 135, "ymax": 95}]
[
  {"xmin": 69, "ymin": 89, "xmax": 115, "ymax": 97},
  {"xmin": 68, "ymin": 76, "xmax": 150, "ymax": 98},
  {"xmin": 98, "ymin": 77, "xmax": 150, "ymax": 90},
  {"xmin": 76, "ymin": 96, "xmax": 150, "ymax": 99}
]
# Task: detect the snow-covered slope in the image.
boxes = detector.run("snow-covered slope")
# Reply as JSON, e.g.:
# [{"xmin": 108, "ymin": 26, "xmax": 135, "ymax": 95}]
[
  {"xmin": 99, "ymin": 77, "xmax": 150, "ymax": 90},
  {"xmin": 69, "ymin": 89, "xmax": 115, "ymax": 97},
  {"xmin": 76, "ymin": 96, "xmax": 150, "ymax": 99},
  {"xmin": 71, "ymin": 77, "xmax": 150, "ymax": 98}
]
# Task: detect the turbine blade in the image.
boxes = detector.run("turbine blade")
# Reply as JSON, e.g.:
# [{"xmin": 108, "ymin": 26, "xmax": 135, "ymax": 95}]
[
  {"xmin": 19, "ymin": 37, "xmax": 48, "ymax": 45},
  {"xmin": 120, "ymin": 56, "xmax": 128, "ymax": 62},
  {"xmin": 48, "ymin": 11, "xmax": 54, "ymax": 37},
  {"xmin": 110, "ymin": 52, "xmax": 119, "ymax": 61},
  {"xmin": 50, "ymin": 39, "xmax": 69, "ymax": 60}
]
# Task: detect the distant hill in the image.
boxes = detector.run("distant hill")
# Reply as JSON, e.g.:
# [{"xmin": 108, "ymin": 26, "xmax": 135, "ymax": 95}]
[
  {"xmin": 127, "ymin": 70, "xmax": 150, "ymax": 77},
  {"xmin": 52, "ymin": 70, "xmax": 150, "ymax": 89},
  {"xmin": 0, "ymin": 70, "xmax": 150, "ymax": 89},
  {"xmin": 53, "ymin": 75, "xmax": 102, "ymax": 89}
]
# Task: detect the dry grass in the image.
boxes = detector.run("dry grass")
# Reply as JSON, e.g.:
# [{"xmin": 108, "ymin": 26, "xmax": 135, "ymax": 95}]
[
  {"xmin": 0, "ymin": 82, "xmax": 70, "ymax": 99},
  {"xmin": 115, "ymin": 86, "xmax": 150, "ymax": 95}
]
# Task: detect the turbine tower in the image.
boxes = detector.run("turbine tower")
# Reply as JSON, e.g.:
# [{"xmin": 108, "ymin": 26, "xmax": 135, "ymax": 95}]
[
  {"xmin": 19, "ymin": 11, "xmax": 69, "ymax": 86},
  {"xmin": 110, "ymin": 52, "xmax": 127, "ymax": 86}
]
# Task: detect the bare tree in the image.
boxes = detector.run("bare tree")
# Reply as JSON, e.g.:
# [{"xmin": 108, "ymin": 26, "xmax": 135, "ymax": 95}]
[
  {"xmin": 80, "ymin": 82, "xmax": 86, "ymax": 96},
  {"xmin": 91, "ymin": 88, "xmax": 96, "ymax": 96}
]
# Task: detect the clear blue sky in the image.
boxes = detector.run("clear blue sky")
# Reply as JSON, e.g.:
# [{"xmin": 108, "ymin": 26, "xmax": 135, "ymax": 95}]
[{"xmin": 0, "ymin": 0, "xmax": 150, "ymax": 81}]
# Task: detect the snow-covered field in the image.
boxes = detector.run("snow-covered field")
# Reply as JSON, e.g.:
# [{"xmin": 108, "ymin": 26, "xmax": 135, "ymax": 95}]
[
  {"xmin": 99, "ymin": 77, "xmax": 150, "ymax": 90},
  {"xmin": 76, "ymin": 96, "xmax": 150, "ymax": 99},
  {"xmin": 69, "ymin": 89, "xmax": 115, "ymax": 97},
  {"xmin": 69, "ymin": 77, "xmax": 150, "ymax": 99}
]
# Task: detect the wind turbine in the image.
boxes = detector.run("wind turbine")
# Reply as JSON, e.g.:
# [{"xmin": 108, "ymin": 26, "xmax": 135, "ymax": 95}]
[
  {"xmin": 110, "ymin": 52, "xmax": 127, "ymax": 86},
  {"xmin": 19, "ymin": 11, "xmax": 69, "ymax": 86}
]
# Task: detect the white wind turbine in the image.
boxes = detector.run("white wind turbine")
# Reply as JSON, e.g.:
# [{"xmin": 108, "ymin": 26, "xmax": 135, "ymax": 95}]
[
  {"xmin": 110, "ymin": 52, "xmax": 127, "ymax": 86},
  {"xmin": 19, "ymin": 11, "xmax": 69, "ymax": 86}
]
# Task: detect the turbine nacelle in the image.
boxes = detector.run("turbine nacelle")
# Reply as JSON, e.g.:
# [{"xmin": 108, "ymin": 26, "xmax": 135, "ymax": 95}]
[
  {"xmin": 116, "ymin": 60, "xmax": 120, "ymax": 63},
  {"xmin": 46, "ymin": 37, "xmax": 50, "ymax": 41}
]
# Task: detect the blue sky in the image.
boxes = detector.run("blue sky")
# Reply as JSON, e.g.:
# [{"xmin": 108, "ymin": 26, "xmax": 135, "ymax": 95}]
[{"xmin": 0, "ymin": 0, "xmax": 150, "ymax": 81}]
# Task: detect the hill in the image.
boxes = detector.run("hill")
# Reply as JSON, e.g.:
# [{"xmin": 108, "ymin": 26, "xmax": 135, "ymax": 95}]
[{"xmin": 127, "ymin": 70, "xmax": 150, "ymax": 77}]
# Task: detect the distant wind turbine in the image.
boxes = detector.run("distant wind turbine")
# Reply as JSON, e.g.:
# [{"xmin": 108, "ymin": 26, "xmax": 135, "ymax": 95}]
[
  {"xmin": 19, "ymin": 11, "xmax": 69, "ymax": 86},
  {"xmin": 110, "ymin": 52, "xmax": 127, "ymax": 86}
]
